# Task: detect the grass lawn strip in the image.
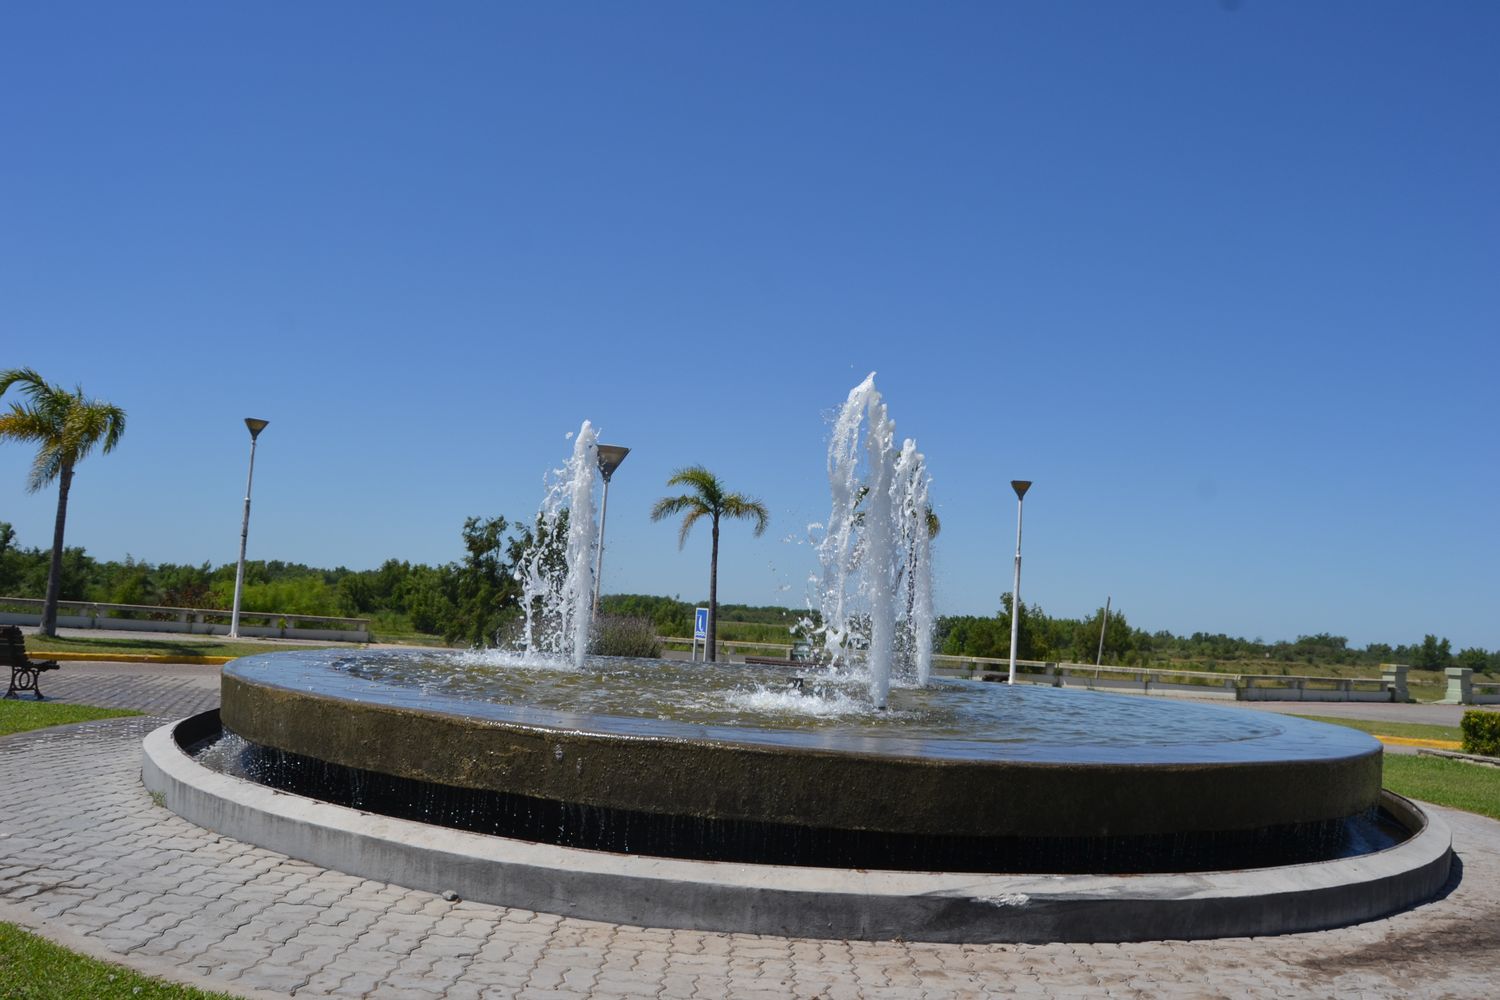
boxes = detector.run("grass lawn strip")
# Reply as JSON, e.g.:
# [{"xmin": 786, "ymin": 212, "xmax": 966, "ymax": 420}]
[
  {"xmin": 0, "ymin": 922, "xmax": 243, "ymax": 999},
  {"xmin": 0, "ymin": 701, "xmax": 142, "ymax": 737},
  {"xmin": 1381, "ymin": 754, "xmax": 1500, "ymax": 822}
]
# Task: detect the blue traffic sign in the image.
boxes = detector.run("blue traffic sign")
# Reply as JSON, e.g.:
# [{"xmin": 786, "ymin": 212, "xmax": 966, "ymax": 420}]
[{"xmin": 694, "ymin": 607, "xmax": 709, "ymax": 640}]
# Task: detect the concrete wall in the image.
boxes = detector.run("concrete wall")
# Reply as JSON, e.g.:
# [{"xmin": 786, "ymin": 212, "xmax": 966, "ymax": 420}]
[{"xmin": 0, "ymin": 607, "xmax": 368, "ymax": 643}]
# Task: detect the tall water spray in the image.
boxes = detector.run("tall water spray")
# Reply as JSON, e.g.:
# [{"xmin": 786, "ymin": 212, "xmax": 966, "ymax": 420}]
[
  {"xmin": 812, "ymin": 374, "xmax": 935, "ymax": 707},
  {"xmin": 516, "ymin": 421, "xmax": 600, "ymax": 668}
]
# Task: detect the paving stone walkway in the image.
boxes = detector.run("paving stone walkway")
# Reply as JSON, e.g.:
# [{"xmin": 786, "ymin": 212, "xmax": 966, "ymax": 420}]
[{"xmin": 2, "ymin": 667, "xmax": 1499, "ymax": 998}]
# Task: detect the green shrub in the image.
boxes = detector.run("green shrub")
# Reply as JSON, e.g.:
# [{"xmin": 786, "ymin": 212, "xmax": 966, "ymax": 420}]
[
  {"xmin": 590, "ymin": 616, "xmax": 662, "ymax": 658},
  {"xmin": 1460, "ymin": 710, "xmax": 1500, "ymax": 757}
]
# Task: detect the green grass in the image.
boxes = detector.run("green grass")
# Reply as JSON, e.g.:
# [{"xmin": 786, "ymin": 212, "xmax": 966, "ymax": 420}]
[
  {"xmin": 21, "ymin": 634, "xmax": 339, "ymax": 659},
  {"xmin": 1291, "ymin": 714, "xmax": 1463, "ymax": 743},
  {"xmin": 0, "ymin": 922, "xmax": 242, "ymax": 999},
  {"xmin": 0, "ymin": 701, "xmax": 142, "ymax": 737},
  {"xmin": 366, "ymin": 612, "xmax": 453, "ymax": 647},
  {"xmin": 1382, "ymin": 754, "xmax": 1500, "ymax": 821}
]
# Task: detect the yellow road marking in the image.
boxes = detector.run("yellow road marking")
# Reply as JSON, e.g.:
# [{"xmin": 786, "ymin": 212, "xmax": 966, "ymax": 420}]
[
  {"xmin": 38, "ymin": 652, "xmax": 233, "ymax": 665},
  {"xmin": 1376, "ymin": 735, "xmax": 1462, "ymax": 750}
]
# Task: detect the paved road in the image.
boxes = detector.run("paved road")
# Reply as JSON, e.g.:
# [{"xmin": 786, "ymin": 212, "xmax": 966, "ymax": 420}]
[
  {"xmin": 2, "ymin": 663, "xmax": 1499, "ymax": 998},
  {"xmin": 1223, "ymin": 698, "xmax": 1489, "ymax": 727}
]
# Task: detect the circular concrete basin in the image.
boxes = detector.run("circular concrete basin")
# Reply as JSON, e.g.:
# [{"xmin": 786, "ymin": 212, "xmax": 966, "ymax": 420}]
[{"xmin": 217, "ymin": 649, "xmax": 1384, "ymax": 873}]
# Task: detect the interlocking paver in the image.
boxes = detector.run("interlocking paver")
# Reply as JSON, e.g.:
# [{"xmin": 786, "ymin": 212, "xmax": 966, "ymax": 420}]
[{"xmin": 2, "ymin": 663, "xmax": 1500, "ymax": 997}]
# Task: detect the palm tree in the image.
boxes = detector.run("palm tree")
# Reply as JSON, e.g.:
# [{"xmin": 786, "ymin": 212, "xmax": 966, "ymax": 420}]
[
  {"xmin": 650, "ymin": 466, "xmax": 768, "ymax": 662},
  {"xmin": 0, "ymin": 369, "xmax": 126, "ymax": 637}
]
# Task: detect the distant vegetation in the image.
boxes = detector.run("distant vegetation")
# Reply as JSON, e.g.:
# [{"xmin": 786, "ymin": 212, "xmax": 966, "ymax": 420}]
[
  {"xmin": 1, "ymin": 519, "xmax": 1495, "ymax": 674},
  {"xmin": 935, "ymin": 594, "xmax": 1499, "ymax": 675}
]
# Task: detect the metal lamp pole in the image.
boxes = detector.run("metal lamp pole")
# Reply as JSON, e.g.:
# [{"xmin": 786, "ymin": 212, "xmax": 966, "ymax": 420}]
[
  {"xmin": 229, "ymin": 418, "xmax": 269, "ymax": 639},
  {"xmin": 1007, "ymin": 480, "xmax": 1032, "ymax": 685},
  {"xmin": 592, "ymin": 444, "xmax": 630, "ymax": 615}
]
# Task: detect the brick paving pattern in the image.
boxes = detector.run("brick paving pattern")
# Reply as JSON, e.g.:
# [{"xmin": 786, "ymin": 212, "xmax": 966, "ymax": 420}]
[{"xmin": 1, "ymin": 664, "xmax": 1498, "ymax": 998}]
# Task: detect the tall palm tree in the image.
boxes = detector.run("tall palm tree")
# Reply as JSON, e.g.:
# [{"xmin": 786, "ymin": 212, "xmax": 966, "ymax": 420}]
[
  {"xmin": 650, "ymin": 466, "xmax": 768, "ymax": 662},
  {"xmin": 0, "ymin": 369, "xmax": 126, "ymax": 637}
]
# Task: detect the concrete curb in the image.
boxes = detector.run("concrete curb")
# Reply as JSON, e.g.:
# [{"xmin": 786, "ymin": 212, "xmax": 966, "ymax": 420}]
[
  {"xmin": 1418, "ymin": 747, "xmax": 1500, "ymax": 768},
  {"xmin": 143, "ymin": 712, "xmax": 1455, "ymax": 944}
]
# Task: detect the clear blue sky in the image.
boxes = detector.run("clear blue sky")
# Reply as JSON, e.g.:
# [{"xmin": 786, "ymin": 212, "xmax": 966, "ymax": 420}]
[{"xmin": 1, "ymin": 2, "xmax": 1495, "ymax": 649}]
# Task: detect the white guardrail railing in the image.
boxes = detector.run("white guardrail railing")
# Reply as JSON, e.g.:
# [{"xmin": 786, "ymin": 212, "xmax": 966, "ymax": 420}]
[
  {"xmin": 657, "ymin": 637, "xmax": 1421, "ymax": 703},
  {"xmin": 0, "ymin": 597, "xmax": 370, "ymax": 643}
]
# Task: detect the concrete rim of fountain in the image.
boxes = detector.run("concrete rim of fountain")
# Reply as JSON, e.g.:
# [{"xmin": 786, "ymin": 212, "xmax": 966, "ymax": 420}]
[{"xmin": 143, "ymin": 711, "xmax": 1454, "ymax": 944}]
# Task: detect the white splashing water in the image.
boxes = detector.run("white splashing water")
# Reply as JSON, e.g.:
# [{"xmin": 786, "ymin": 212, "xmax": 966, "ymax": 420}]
[
  {"xmin": 809, "ymin": 373, "xmax": 935, "ymax": 707},
  {"xmin": 516, "ymin": 421, "xmax": 600, "ymax": 668},
  {"xmin": 723, "ymin": 684, "xmax": 876, "ymax": 719},
  {"xmin": 896, "ymin": 438, "xmax": 935, "ymax": 687}
]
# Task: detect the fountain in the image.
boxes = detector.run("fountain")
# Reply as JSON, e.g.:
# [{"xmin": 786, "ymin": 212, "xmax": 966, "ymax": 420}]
[
  {"xmin": 810, "ymin": 374, "xmax": 936, "ymax": 707},
  {"xmin": 141, "ymin": 377, "xmax": 1453, "ymax": 943},
  {"xmin": 515, "ymin": 420, "xmax": 600, "ymax": 668}
]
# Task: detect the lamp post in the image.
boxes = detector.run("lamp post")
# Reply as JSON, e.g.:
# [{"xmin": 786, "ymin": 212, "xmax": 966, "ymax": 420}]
[
  {"xmin": 1007, "ymin": 479, "xmax": 1031, "ymax": 685},
  {"xmin": 229, "ymin": 418, "xmax": 269, "ymax": 639},
  {"xmin": 592, "ymin": 444, "xmax": 630, "ymax": 615}
]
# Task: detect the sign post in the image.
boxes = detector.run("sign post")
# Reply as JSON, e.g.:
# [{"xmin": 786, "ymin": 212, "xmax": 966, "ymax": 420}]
[{"xmin": 692, "ymin": 607, "xmax": 709, "ymax": 662}]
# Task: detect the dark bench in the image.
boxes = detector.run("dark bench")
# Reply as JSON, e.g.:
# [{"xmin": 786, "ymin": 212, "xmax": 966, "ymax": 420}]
[{"xmin": 2, "ymin": 625, "xmax": 60, "ymax": 700}]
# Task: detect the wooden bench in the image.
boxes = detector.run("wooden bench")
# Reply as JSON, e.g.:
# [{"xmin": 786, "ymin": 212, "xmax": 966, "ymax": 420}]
[{"xmin": 2, "ymin": 625, "xmax": 60, "ymax": 700}]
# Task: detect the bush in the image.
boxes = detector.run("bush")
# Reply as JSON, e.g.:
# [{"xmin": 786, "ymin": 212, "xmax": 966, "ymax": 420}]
[
  {"xmin": 1460, "ymin": 710, "xmax": 1500, "ymax": 757},
  {"xmin": 589, "ymin": 616, "xmax": 662, "ymax": 658}
]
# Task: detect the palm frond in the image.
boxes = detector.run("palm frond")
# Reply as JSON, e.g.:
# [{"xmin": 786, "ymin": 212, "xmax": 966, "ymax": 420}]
[
  {"xmin": 0, "ymin": 405, "xmax": 53, "ymax": 442},
  {"xmin": 653, "ymin": 465, "xmax": 762, "ymax": 548},
  {"xmin": 665, "ymin": 465, "xmax": 724, "ymax": 506},
  {"xmin": 0, "ymin": 368, "xmax": 51, "ymax": 403},
  {"xmin": 63, "ymin": 400, "xmax": 127, "ymax": 462},
  {"xmin": 0, "ymin": 372, "xmax": 127, "ymax": 492},
  {"xmin": 650, "ymin": 494, "xmax": 704, "ymax": 522},
  {"xmin": 676, "ymin": 507, "xmax": 707, "ymax": 549},
  {"xmin": 29, "ymin": 448, "xmax": 62, "ymax": 493},
  {"xmin": 720, "ymin": 494, "xmax": 770, "ymax": 536}
]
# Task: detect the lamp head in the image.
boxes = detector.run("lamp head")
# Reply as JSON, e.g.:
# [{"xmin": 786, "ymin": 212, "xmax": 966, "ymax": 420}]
[
  {"xmin": 1011, "ymin": 480, "xmax": 1032, "ymax": 500},
  {"xmin": 244, "ymin": 418, "xmax": 270, "ymax": 441},
  {"xmin": 596, "ymin": 444, "xmax": 630, "ymax": 482}
]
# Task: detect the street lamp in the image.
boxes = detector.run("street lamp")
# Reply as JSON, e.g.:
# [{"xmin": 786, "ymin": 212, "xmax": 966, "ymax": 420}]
[
  {"xmin": 591, "ymin": 444, "xmax": 630, "ymax": 614},
  {"xmin": 229, "ymin": 418, "xmax": 269, "ymax": 639},
  {"xmin": 1007, "ymin": 479, "xmax": 1031, "ymax": 685}
]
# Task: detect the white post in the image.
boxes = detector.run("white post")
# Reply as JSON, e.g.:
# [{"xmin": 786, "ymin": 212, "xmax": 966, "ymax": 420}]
[
  {"xmin": 591, "ymin": 476, "xmax": 611, "ymax": 616},
  {"xmin": 1096, "ymin": 595, "xmax": 1111, "ymax": 667},
  {"xmin": 1007, "ymin": 480, "xmax": 1031, "ymax": 685},
  {"xmin": 229, "ymin": 419, "xmax": 268, "ymax": 639},
  {"xmin": 590, "ymin": 445, "xmax": 629, "ymax": 620}
]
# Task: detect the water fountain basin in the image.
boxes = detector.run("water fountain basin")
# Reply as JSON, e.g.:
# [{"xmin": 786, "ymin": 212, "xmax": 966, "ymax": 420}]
[{"xmin": 218, "ymin": 649, "xmax": 1385, "ymax": 873}]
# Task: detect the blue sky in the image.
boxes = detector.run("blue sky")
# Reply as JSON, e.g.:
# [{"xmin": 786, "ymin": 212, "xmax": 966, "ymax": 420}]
[{"xmin": 1, "ymin": 2, "xmax": 1495, "ymax": 649}]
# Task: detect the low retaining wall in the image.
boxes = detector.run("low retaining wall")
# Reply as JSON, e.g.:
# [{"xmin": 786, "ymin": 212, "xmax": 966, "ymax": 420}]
[
  {"xmin": 144, "ymin": 712, "xmax": 1454, "ymax": 944},
  {"xmin": 1438, "ymin": 667, "xmax": 1500, "ymax": 706},
  {"xmin": 931, "ymin": 661, "xmax": 1414, "ymax": 704},
  {"xmin": 0, "ymin": 598, "xmax": 369, "ymax": 643}
]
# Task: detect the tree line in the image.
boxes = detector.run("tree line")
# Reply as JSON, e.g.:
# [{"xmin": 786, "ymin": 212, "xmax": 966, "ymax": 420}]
[
  {"xmin": 1, "ymin": 520, "xmax": 1494, "ymax": 673},
  {"xmin": 935, "ymin": 595, "xmax": 1498, "ymax": 673}
]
